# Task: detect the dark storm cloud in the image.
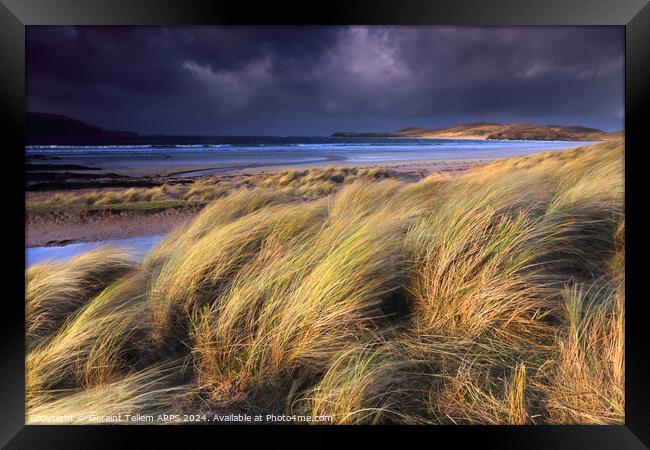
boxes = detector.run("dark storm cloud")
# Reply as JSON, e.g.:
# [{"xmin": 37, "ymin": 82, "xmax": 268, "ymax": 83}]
[{"xmin": 26, "ymin": 26, "xmax": 624, "ymax": 135}]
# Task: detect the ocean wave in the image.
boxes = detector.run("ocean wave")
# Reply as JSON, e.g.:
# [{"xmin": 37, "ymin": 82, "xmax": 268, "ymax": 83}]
[{"xmin": 25, "ymin": 138, "xmax": 590, "ymax": 156}]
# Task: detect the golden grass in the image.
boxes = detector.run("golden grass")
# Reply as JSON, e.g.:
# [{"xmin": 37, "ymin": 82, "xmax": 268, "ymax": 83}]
[
  {"xmin": 541, "ymin": 282, "xmax": 625, "ymax": 424},
  {"xmin": 26, "ymin": 166, "xmax": 395, "ymax": 215},
  {"xmin": 26, "ymin": 271, "xmax": 153, "ymax": 410},
  {"xmin": 190, "ymin": 198, "xmax": 408, "ymax": 410},
  {"xmin": 26, "ymin": 248, "xmax": 136, "ymax": 345},
  {"xmin": 25, "ymin": 141, "xmax": 624, "ymax": 424},
  {"xmin": 26, "ymin": 363, "xmax": 193, "ymax": 424}
]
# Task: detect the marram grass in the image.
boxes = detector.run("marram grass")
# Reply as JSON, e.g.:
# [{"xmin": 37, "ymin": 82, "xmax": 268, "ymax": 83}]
[
  {"xmin": 26, "ymin": 141, "xmax": 624, "ymax": 424},
  {"xmin": 27, "ymin": 166, "xmax": 395, "ymax": 215}
]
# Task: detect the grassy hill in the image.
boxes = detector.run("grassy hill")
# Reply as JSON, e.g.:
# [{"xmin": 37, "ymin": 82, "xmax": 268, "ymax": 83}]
[{"xmin": 333, "ymin": 122, "xmax": 621, "ymax": 141}]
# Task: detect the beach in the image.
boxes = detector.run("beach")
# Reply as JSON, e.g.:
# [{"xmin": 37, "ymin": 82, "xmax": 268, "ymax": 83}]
[
  {"xmin": 25, "ymin": 136, "xmax": 588, "ymax": 181},
  {"xmin": 26, "ymin": 137, "xmax": 587, "ymax": 249}
]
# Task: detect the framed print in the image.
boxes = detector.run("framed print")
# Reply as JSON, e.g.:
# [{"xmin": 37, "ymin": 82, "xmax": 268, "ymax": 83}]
[{"xmin": 1, "ymin": 0, "xmax": 648, "ymax": 447}]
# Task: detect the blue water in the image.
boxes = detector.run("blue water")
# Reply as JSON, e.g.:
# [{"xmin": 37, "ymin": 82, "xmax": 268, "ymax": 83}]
[
  {"xmin": 26, "ymin": 136, "xmax": 593, "ymax": 175},
  {"xmin": 26, "ymin": 234, "xmax": 164, "ymax": 268}
]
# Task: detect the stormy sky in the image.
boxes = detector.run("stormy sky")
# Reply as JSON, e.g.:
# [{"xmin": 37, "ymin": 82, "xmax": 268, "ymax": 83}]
[{"xmin": 26, "ymin": 26, "xmax": 624, "ymax": 135}]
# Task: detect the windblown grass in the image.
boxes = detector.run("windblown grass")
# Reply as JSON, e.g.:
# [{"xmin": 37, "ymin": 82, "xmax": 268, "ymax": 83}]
[
  {"xmin": 26, "ymin": 271, "xmax": 153, "ymax": 411},
  {"xmin": 26, "ymin": 166, "xmax": 394, "ymax": 215},
  {"xmin": 26, "ymin": 363, "xmax": 191, "ymax": 424},
  {"xmin": 190, "ymin": 193, "xmax": 408, "ymax": 411},
  {"xmin": 26, "ymin": 248, "xmax": 136, "ymax": 345},
  {"xmin": 541, "ymin": 278, "xmax": 625, "ymax": 423},
  {"xmin": 25, "ymin": 141, "xmax": 624, "ymax": 424}
]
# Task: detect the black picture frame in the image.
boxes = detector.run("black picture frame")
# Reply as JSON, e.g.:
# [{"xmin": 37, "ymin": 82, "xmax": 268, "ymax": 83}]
[{"xmin": 1, "ymin": 0, "xmax": 648, "ymax": 447}]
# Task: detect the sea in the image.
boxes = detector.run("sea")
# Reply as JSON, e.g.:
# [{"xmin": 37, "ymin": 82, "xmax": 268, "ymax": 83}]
[{"xmin": 26, "ymin": 136, "xmax": 593, "ymax": 177}]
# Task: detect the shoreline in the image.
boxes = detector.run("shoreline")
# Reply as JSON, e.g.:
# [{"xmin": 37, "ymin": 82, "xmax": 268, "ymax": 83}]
[
  {"xmin": 166, "ymin": 154, "xmax": 347, "ymax": 177},
  {"xmin": 26, "ymin": 138, "xmax": 589, "ymax": 185}
]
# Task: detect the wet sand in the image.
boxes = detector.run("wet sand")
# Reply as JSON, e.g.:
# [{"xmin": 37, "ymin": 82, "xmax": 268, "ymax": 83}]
[
  {"xmin": 223, "ymin": 156, "xmax": 487, "ymax": 176},
  {"xmin": 26, "ymin": 208, "xmax": 200, "ymax": 247}
]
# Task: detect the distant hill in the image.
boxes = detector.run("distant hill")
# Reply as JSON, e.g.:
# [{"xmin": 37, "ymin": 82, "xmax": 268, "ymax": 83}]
[
  {"xmin": 333, "ymin": 122, "xmax": 621, "ymax": 141},
  {"xmin": 27, "ymin": 112, "xmax": 138, "ymax": 145}
]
